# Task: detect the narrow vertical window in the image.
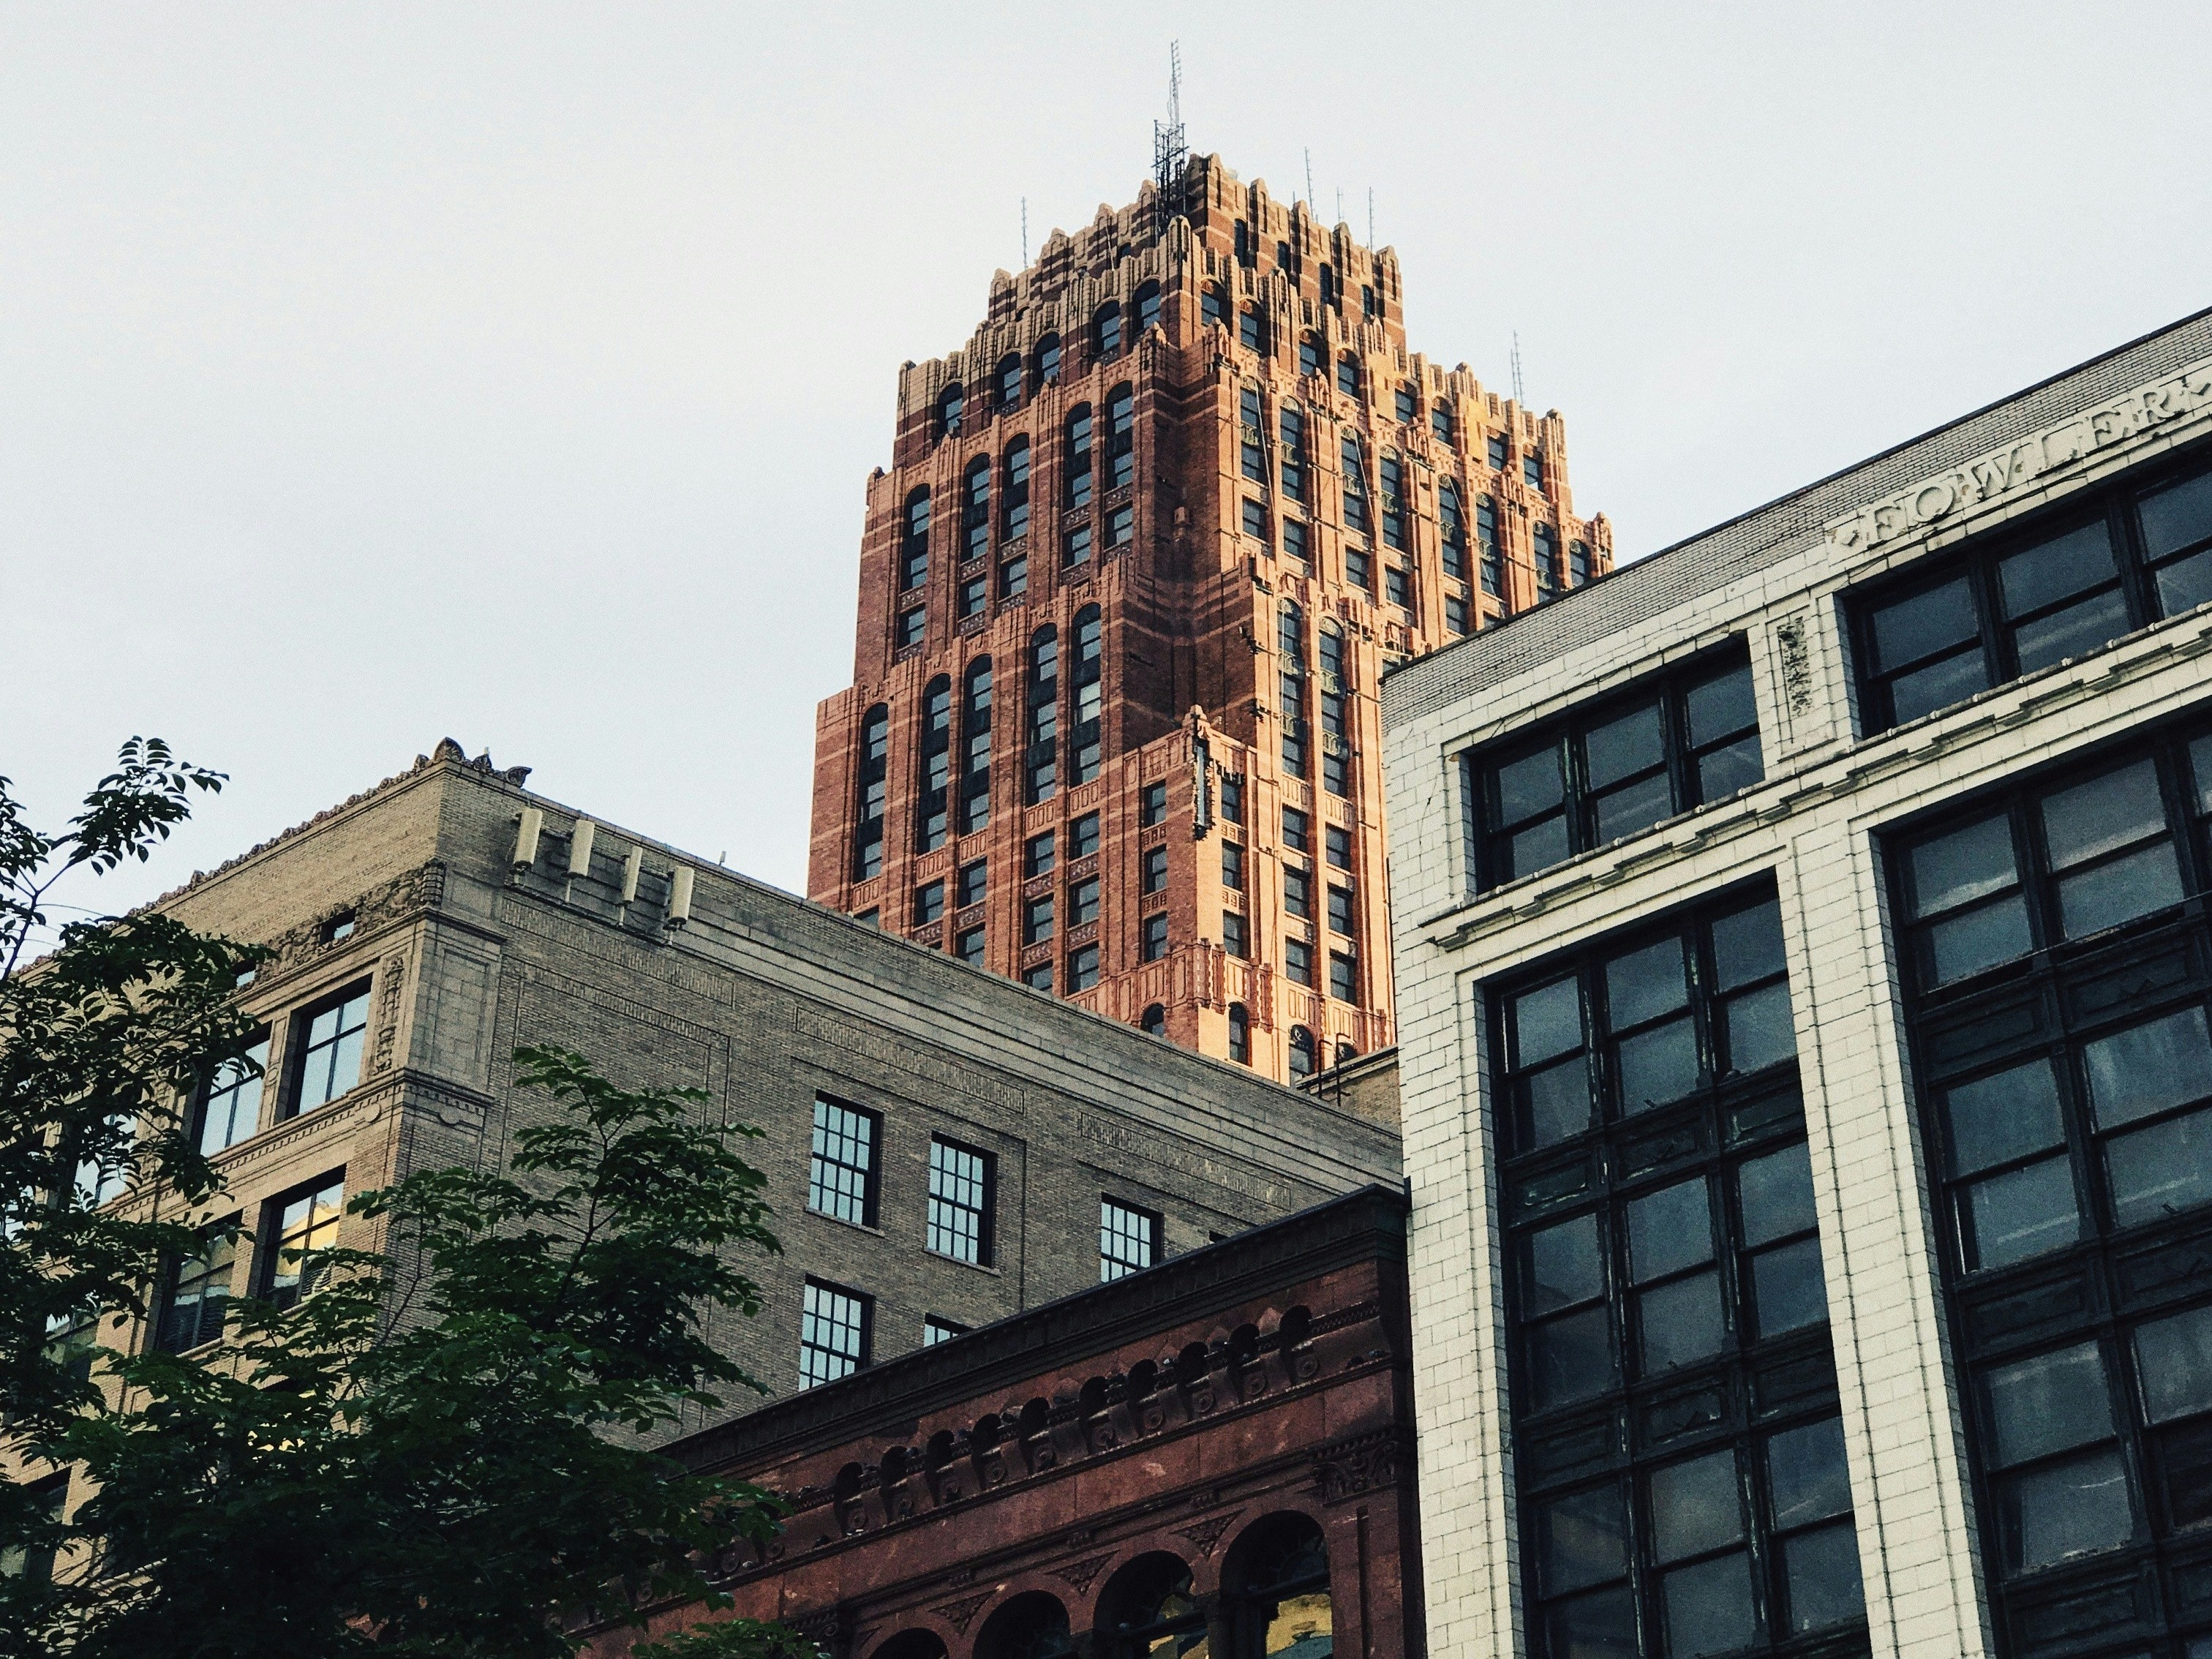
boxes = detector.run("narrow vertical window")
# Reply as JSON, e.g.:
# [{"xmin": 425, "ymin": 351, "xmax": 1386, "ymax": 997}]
[
  {"xmin": 916, "ymin": 675, "xmax": 952, "ymax": 851},
  {"xmin": 1534, "ymin": 523, "xmax": 1560, "ymax": 601},
  {"xmin": 854, "ymin": 704, "xmax": 889, "ymax": 880},
  {"xmin": 1280, "ymin": 405, "xmax": 1306, "ymax": 502},
  {"xmin": 1320, "ymin": 623, "xmax": 1352, "ymax": 799},
  {"xmin": 1440, "ymin": 483, "xmax": 1469, "ymax": 581},
  {"xmin": 996, "ymin": 353, "xmax": 1022, "ymax": 412},
  {"xmin": 928, "ymin": 1137, "xmax": 993, "ymax": 1265},
  {"xmin": 1228, "ymin": 1003, "xmax": 1252, "ymax": 1064},
  {"xmin": 962, "ymin": 457, "xmax": 990, "ymax": 563},
  {"xmin": 959, "ymin": 658, "xmax": 993, "ymax": 835},
  {"xmin": 1240, "ymin": 386, "xmax": 1265, "ymax": 481},
  {"xmin": 808, "ymin": 1097, "xmax": 879, "ymax": 1227},
  {"xmin": 1026, "ymin": 627, "xmax": 1058, "ymax": 803},
  {"xmin": 800, "ymin": 1280, "xmax": 870, "ymax": 1387},
  {"xmin": 937, "ymin": 385, "xmax": 963, "ymax": 440},
  {"xmin": 1290, "ymin": 1025, "xmax": 1317, "ymax": 1077},
  {"xmin": 1478, "ymin": 495, "xmax": 1502, "ymax": 598},
  {"xmin": 1279, "ymin": 600, "xmax": 1309, "ymax": 778},
  {"xmin": 1134, "ymin": 281, "xmax": 1161, "ymax": 335},
  {"xmin": 1100, "ymin": 1197, "xmax": 1161, "ymax": 1281},
  {"xmin": 1034, "ymin": 334, "xmax": 1061, "ymax": 386},
  {"xmin": 1381, "ymin": 456, "xmax": 1409, "ymax": 551},
  {"xmin": 1202, "ymin": 285, "xmax": 1227, "ymax": 328},
  {"xmin": 1070, "ymin": 606, "xmax": 1104, "ymax": 786},
  {"xmin": 1094, "ymin": 303, "xmax": 1124, "ymax": 358},
  {"xmin": 1299, "ymin": 334, "xmax": 1322, "ymax": 377},
  {"xmin": 1066, "ymin": 405, "xmax": 1094, "ymax": 506},
  {"xmin": 1001, "ymin": 439, "xmax": 1031, "ymax": 544},
  {"xmin": 1239, "ymin": 305, "xmax": 1265, "ymax": 353},
  {"xmin": 1433, "ymin": 399, "xmax": 1456, "ymax": 444},
  {"xmin": 956, "ymin": 924, "xmax": 985, "ymax": 963},
  {"xmin": 900, "ymin": 486, "xmax": 931, "ymax": 592},
  {"xmin": 1107, "ymin": 385, "xmax": 1135, "ymax": 489},
  {"xmin": 1336, "ymin": 356, "xmax": 1361, "ymax": 399},
  {"xmin": 1142, "ymin": 913, "xmax": 1170, "ymax": 960}
]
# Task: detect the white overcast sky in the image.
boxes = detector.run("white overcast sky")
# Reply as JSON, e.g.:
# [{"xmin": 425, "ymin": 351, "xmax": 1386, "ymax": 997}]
[{"xmin": 7, "ymin": 3, "xmax": 2210, "ymax": 929}]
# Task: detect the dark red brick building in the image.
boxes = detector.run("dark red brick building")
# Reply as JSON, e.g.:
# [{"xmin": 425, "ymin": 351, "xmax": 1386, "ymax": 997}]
[
  {"xmin": 587, "ymin": 1186, "xmax": 1419, "ymax": 1659},
  {"xmin": 808, "ymin": 153, "xmax": 1609, "ymax": 1083}
]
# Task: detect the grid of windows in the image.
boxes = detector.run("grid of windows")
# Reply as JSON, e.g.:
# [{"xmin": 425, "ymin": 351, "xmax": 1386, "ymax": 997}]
[
  {"xmin": 198, "ymin": 1034, "xmax": 268, "ymax": 1154},
  {"xmin": 1855, "ymin": 454, "xmax": 2212, "ymax": 733},
  {"xmin": 290, "ymin": 984, "xmax": 369, "ymax": 1116},
  {"xmin": 927, "ymin": 1137, "xmax": 993, "ymax": 1265},
  {"xmin": 1494, "ymin": 889, "xmax": 1862, "ymax": 1659},
  {"xmin": 263, "ymin": 1177, "xmax": 344, "ymax": 1310},
  {"xmin": 808, "ymin": 1097, "xmax": 879, "ymax": 1227},
  {"xmin": 1475, "ymin": 646, "xmax": 1763, "ymax": 892},
  {"xmin": 800, "ymin": 1280, "xmax": 869, "ymax": 1388},
  {"xmin": 1100, "ymin": 1197, "xmax": 1160, "ymax": 1282},
  {"xmin": 157, "ymin": 1221, "xmax": 238, "ymax": 1353},
  {"xmin": 1892, "ymin": 721, "xmax": 2212, "ymax": 1650}
]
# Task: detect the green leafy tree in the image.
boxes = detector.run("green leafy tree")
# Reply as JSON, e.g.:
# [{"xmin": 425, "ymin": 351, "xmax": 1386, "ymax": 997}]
[{"xmin": 1, "ymin": 747, "xmax": 800, "ymax": 1659}]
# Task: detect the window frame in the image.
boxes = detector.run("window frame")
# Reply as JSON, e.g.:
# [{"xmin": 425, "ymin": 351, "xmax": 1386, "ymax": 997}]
[
  {"xmin": 808, "ymin": 1095, "xmax": 881, "ymax": 1229},
  {"xmin": 284, "ymin": 979, "xmax": 372, "ymax": 1121},
  {"xmin": 800, "ymin": 1278, "xmax": 871, "ymax": 1388},
  {"xmin": 926, "ymin": 1135, "xmax": 996, "ymax": 1266},
  {"xmin": 260, "ymin": 1174, "xmax": 345, "ymax": 1311},
  {"xmin": 1100, "ymin": 1197, "xmax": 1162, "ymax": 1282}
]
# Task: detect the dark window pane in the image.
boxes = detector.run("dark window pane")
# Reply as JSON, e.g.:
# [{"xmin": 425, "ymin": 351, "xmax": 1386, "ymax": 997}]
[
  {"xmin": 2156, "ymin": 548, "xmax": 2212, "ymax": 615},
  {"xmin": 1889, "ymin": 650, "xmax": 1992, "ymax": 723},
  {"xmin": 1547, "ymin": 1585, "xmax": 1637, "ymax": 1659},
  {"xmin": 1540, "ymin": 1486, "xmax": 1629, "ymax": 1594},
  {"xmin": 1515, "ymin": 977, "xmax": 1584, "ymax": 1066},
  {"xmin": 2107, "ymin": 1109, "xmax": 2212, "ymax": 1227},
  {"xmin": 1986, "ymin": 1342, "xmax": 2114, "ymax": 1466},
  {"xmin": 1607, "ymin": 938, "xmax": 1690, "ymax": 1029},
  {"xmin": 1739, "ymin": 1143, "xmax": 1816, "ymax": 1246},
  {"xmin": 1497, "ymin": 743, "xmax": 1567, "ymax": 823},
  {"xmin": 2142, "ymin": 470, "xmax": 2212, "ymax": 559},
  {"xmin": 1724, "ymin": 984, "xmax": 1795, "ymax": 1073},
  {"xmin": 1710, "ymin": 900, "xmax": 1786, "ymax": 990},
  {"xmin": 1585, "ymin": 703, "xmax": 1663, "ymax": 789},
  {"xmin": 1752, "ymin": 1238, "xmax": 1829, "ymax": 1336},
  {"xmin": 1662, "ymin": 1554, "xmax": 1756, "ymax": 1659},
  {"xmin": 1963, "ymin": 1157, "xmax": 2080, "ymax": 1270},
  {"xmin": 1926, "ymin": 898, "xmax": 2033, "ymax": 985},
  {"xmin": 1784, "ymin": 1522, "xmax": 1867, "ymax": 1633},
  {"xmin": 1997, "ymin": 522, "xmax": 2117, "ymax": 617},
  {"xmin": 1527, "ymin": 1058, "xmax": 1597, "ymax": 1148},
  {"xmin": 1945, "ymin": 1059, "xmax": 2065, "ymax": 1174},
  {"xmin": 1617, "ymin": 1017, "xmax": 1700, "ymax": 1110},
  {"xmin": 1768, "ymin": 1416, "xmax": 1851, "ymax": 1527},
  {"xmin": 2012, "ymin": 586, "xmax": 2131, "ymax": 676},
  {"xmin": 2042, "ymin": 761, "xmax": 2168, "ymax": 868},
  {"xmin": 1871, "ymin": 576, "xmax": 1978, "ymax": 671},
  {"xmin": 1531, "ymin": 1306, "xmax": 1615, "ymax": 1410},
  {"xmin": 2058, "ymin": 842, "xmax": 2185, "ymax": 938},
  {"xmin": 2135, "ymin": 1304, "xmax": 2212, "ymax": 1423},
  {"xmin": 1649, "ymin": 1447, "xmax": 1745, "ymax": 1561},
  {"xmin": 1686, "ymin": 668, "xmax": 1757, "ymax": 748},
  {"xmin": 1630, "ymin": 1178, "xmax": 1714, "ymax": 1280},
  {"xmin": 2001, "ymin": 1449, "xmax": 2134, "ymax": 1572},
  {"xmin": 1595, "ymin": 771, "xmax": 1674, "ymax": 843},
  {"xmin": 1909, "ymin": 815, "xmax": 2017, "ymax": 917},
  {"xmin": 2083, "ymin": 1007, "xmax": 2212, "ymax": 1128},
  {"xmin": 1697, "ymin": 737, "xmax": 1764, "ymax": 802},
  {"xmin": 1511, "ymin": 816, "xmax": 1573, "ymax": 879},
  {"xmin": 2156, "ymin": 1417, "xmax": 2212, "ymax": 1530},
  {"xmin": 1529, "ymin": 1213, "xmax": 1605, "ymax": 1313},
  {"xmin": 1641, "ymin": 1271, "xmax": 1727, "ymax": 1369}
]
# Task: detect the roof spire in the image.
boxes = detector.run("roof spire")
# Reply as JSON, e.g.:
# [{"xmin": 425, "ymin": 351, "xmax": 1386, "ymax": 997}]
[{"xmin": 1152, "ymin": 41, "xmax": 1186, "ymax": 233}]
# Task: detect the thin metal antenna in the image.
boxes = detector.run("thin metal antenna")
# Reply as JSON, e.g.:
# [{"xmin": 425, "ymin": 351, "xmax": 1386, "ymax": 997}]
[
  {"xmin": 1304, "ymin": 147, "xmax": 1315, "ymax": 210},
  {"xmin": 1152, "ymin": 41, "xmax": 1186, "ymax": 233},
  {"xmin": 1021, "ymin": 196, "xmax": 1028, "ymax": 267},
  {"xmin": 1335, "ymin": 187, "xmax": 1344, "ymax": 225},
  {"xmin": 1367, "ymin": 187, "xmax": 1375, "ymax": 247},
  {"xmin": 1511, "ymin": 331, "xmax": 1526, "ymax": 405}
]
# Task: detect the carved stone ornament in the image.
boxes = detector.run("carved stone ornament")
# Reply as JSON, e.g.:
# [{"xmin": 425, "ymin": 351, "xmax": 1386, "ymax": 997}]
[
  {"xmin": 1056, "ymin": 1551, "xmax": 1117, "ymax": 1595},
  {"xmin": 1172, "ymin": 1508, "xmax": 1245, "ymax": 1558},
  {"xmin": 931, "ymin": 1591, "xmax": 994, "ymax": 1635},
  {"xmin": 1312, "ymin": 1432, "xmax": 1402, "ymax": 1504}
]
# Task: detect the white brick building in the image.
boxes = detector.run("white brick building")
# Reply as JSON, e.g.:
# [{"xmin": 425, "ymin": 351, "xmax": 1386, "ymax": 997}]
[{"xmin": 1382, "ymin": 309, "xmax": 2212, "ymax": 1659}]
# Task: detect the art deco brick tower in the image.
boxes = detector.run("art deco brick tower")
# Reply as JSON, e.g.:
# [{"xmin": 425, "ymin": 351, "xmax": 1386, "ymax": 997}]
[{"xmin": 809, "ymin": 154, "xmax": 1611, "ymax": 1083}]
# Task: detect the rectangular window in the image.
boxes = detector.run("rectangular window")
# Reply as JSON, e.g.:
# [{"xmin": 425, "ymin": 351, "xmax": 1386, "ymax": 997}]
[
  {"xmin": 923, "ymin": 1315, "xmax": 969, "ymax": 1346},
  {"xmin": 1140, "ymin": 779, "xmax": 1167, "ymax": 827},
  {"xmin": 198, "ymin": 1033, "xmax": 268, "ymax": 1154},
  {"xmin": 1142, "ymin": 913, "xmax": 1170, "ymax": 960},
  {"xmin": 262, "ymin": 1176, "xmax": 344, "ymax": 1310},
  {"xmin": 958, "ymin": 570, "xmax": 988, "ymax": 618},
  {"xmin": 1023, "ymin": 894, "xmax": 1054, "ymax": 946},
  {"xmin": 956, "ymin": 925, "xmax": 985, "ymax": 964},
  {"xmin": 1100, "ymin": 1197, "xmax": 1161, "ymax": 1282},
  {"xmin": 1386, "ymin": 565, "xmax": 1411, "ymax": 608},
  {"xmin": 1107, "ymin": 503, "xmax": 1134, "ymax": 547},
  {"xmin": 1524, "ymin": 452, "xmax": 1545, "ymax": 489},
  {"xmin": 1244, "ymin": 498, "xmax": 1268, "ymax": 543},
  {"xmin": 1222, "ymin": 911, "xmax": 1248, "ymax": 959},
  {"xmin": 1326, "ymin": 824, "xmax": 1352, "ymax": 870},
  {"xmin": 1068, "ymin": 943, "xmax": 1100, "ymax": 990},
  {"xmin": 1472, "ymin": 644, "xmax": 1762, "ymax": 892},
  {"xmin": 1240, "ymin": 388, "xmax": 1265, "ymax": 481},
  {"xmin": 1143, "ymin": 843, "xmax": 1169, "ymax": 893},
  {"xmin": 1069, "ymin": 875, "xmax": 1100, "ymax": 926},
  {"xmin": 1000, "ymin": 552, "xmax": 1028, "ymax": 599},
  {"xmin": 1488, "ymin": 434, "xmax": 1508, "ymax": 470},
  {"xmin": 1223, "ymin": 840, "xmax": 1245, "ymax": 891},
  {"xmin": 1026, "ymin": 830, "xmax": 1056, "ymax": 877},
  {"xmin": 1344, "ymin": 542, "xmax": 1372, "ymax": 591},
  {"xmin": 1284, "ymin": 865, "xmax": 1312, "ymax": 919},
  {"xmin": 1323, "ymin": 749, "xmax": 1350, "ymax": 800},
  {"xmin": 800, "ymin": 1279, "xmax": 870, "ymax": 1388},
  {"xmin": 1221, "ymin": 774, "xmax": 1244, "ymax": 823},
  {"xmin": 1494, "ymin": 888, "xmax": 1858, "ymax": 1659},
  {"xmin": 1381, "ymin": 456, "xmax": 1409, "ymax": 551},
  {"xmin": 957, "ymin": 859, "xmax": 987, "ymax": 909},
  {"xmin": 287, "ymin": 982, "xmax": 369, "ymax": 1118},
  {"xmin": 1023, "ymin": 960, "xmax": 1053, "ymax": 992},
  {"xmin": 157, "ymin": 1219, "xmax": 238, "ymax": 1353},
  {"xmin": 1071, "ymin": 810, "xmax": 1101, "ymax": 859},
  {"xmin": 1329, "ymin": 950, "xmax": 1358, "ymax": 1001},
  {"xmin": 1285, "ymin": 936, "xmax": 1314, "ymax": 987},
  {"xmin": 1446, "ymin": 593, "xmax": 1470, "ymax": 635},
  {"xmin": 1282, "ymin": 517, "xmax": 1309, "ymax": 563},
  {"xmin": 1281, "ymin": 407, "xmax": 1307, "ymax": 502},
  {"xmin": 1064, "ymin": 522, "xmax": 1093, "ymax": 567},
  {"xmin": 0, "ymin": 1473, "xmax": 67, "ymax": 1588},
  {"xmin": 1395, "ymin": 386, "xmax": 1418, "ymax": 423},
  {"xmin": 808, "ymin": 1097, "xmax": 879, "ymax": 1227},
  {"xmin": 927, "ymin": 1137, "xmax": 993, "ymax": 1265},
  {"xmin": 1283, "ymin": 805, "xmax": 1311, "ymax": 854},
  {"xmin": 1854, "ymin": 459, "xmax": 2212, "ymax": 734},
  {"xmin": 896, "ymin": 607, "xmax": 925, "ymax": 649},
  {"xmin": 1328, "ymin": 883, "xmax": 1355, "ymax": 934},
  {"xmin": 914, "ymin": 879, "xmax": 944, "ymax": 925}
]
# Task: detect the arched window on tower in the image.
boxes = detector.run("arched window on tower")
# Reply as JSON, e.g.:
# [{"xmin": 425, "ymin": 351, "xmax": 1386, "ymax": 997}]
[
  {"xmin": 974, "ymin": 1592, "xmax": 1074, "ymax": 1659},
  {"xmin": 1069, "ymin": 605, "xmax": 1104, "ymax": 786},
  {"xmin": 1026, "ymin": 626, "xmax": 1059, "ymax": 804},
  {"xmin": 1106, "ymin": 385, "xmax": 1135, "ymax": 489},
  {"xmin": 1476, "ymin": 494, "xmax": 1502, "ymax": 598},
  {"xmin": 853, "ymin": 704, "xmax": 889, "ymax": 881},
  {"xmin": 1289, "ymin": 1026, "xmax": 1318, "ymax": 1079},
  {"xmin": 1001, "ymin": 439, "xmax": 1031, "ymax": 544},
  {"xmin": 1279, "ymin": 600, "xmax": 1308, "ymax": 780},
  {"xmin": 959, "ymin": 658, "xmax": 993, "ymax": 835},
  {"xmin": 996, "ymin": 353, "xmax": 1023, "ymax": 413},
  {"xmin": 1066, "ymin": 405, "xmax": 1094, "ymax": 507},
  {"xmin": 962, "ymin": 457, "xmax": 990, "ymax": 563},
  {"xmin": 1034, "ymin": 333, "xmax": 1061, "ymax": 388},
  {"xmin": 1440, "ymin": 483, "xmax": 1468, "ymax": 582},
  {"xmin": 1532, "ymin": 522, "xmax": 1560, "ymax": 601},
  {"xmin": 1227, "ymin": 1513, "xmax": 1333, "ymax": 1658},
  {"xmin": 1228, "ymin": 1003, "xmax": 1252, "ymax": 1065},
  {"xmin": 1318, "ymin": 623, "xmax": 1350, "ymax": 799},
  {"xmin": 916, "ymin": 677, "xmax": 952, "ymax": 853},
  {"xmin": 1298, "ymin": 334, "xmax": 1322, "ymax": 378},
  {"xmin": 1134, "ymin": 281, "xmax": 1162, "ymax": 336},
  {"xmin": 1239, "ymin": 304, "xmax": 1267, "ymax": 354},
  {"xmin": 1094, "ymin": 302, "xmax": 1124, "ymax": 359},
  {"xmin": 937, "ymin": 383, "xmax": 964, "ymax": 440},
  {"xmin": 1202, "ymin": 285, "xmax": 1227, "ymax": 329},
  {"xmin": 1140, "ymin": 1004, "xmax": 1167, "ymax": 1038},
  {"xmin": 1098, "ymin": 1554, "xmax": 1207, "ymax": 1659},
  {"xmin": 900, "ymin": 487, "xmax": 931, "ymax": 593}
]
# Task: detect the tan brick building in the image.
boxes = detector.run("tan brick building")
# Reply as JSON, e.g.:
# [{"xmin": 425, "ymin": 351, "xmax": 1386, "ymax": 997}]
[{"xmin": 809, "ymin": 154, "xmax": 1610, "ymax": 1085}]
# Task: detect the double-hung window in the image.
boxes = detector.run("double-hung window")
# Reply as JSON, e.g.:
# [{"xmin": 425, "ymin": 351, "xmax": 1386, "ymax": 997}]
[
  {"xmin": 1100, "ymin": 1197, "xmax": 1160, "ymax": 1282},
  {"xmin": 927, "ymin": 1137, "xmax": 993, "ymax": 1265},
  {"xmin": 800, "ymin": 1280, "xmax": 870, "ymax": 1388},
  {"xmin": 1472, "ymin": 647, "xmax": 1762, "ymax": 892},
  {"xmin": 808, "ymin": 1096, "xmax": 879, "ymax": 1227}
]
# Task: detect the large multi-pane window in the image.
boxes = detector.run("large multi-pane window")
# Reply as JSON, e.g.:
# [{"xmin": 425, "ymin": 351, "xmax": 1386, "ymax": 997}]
[
  {"xmin": 917, "ymin": 675, "xmax": 952, "ymax": 851},
  {"xmin": 157, "ymin": 1219, "xmax": 238, "ymax": 1352},
  {"xmin": 289, "ymin": 983, "xmax": 369, "ymax": 1117},
  {"xmin": 1892, "ymin": 720, "xmax": 2212, "ymax": 1652},
  {"xmin": 198, "ymin": 1032, "xmax": 268, "ymax": 1154},
  {"xmin": 808, "ymin": 1096, "xmax": 879, "ymax": 1227},
  {"xmin": 959, "ymin": 658, "xmax": 993, "ymax": 835},
  {"xmin": 800, "ymin": 1280, "xmax": 870, "ymax": 1388},
  {"xmin": 263, "ymin": 1175, "xmax": 344, "ymax": 1310},
  {"xmin": 1026, "ymin": 626, "xmax": 1059, "ymax": 803},
  {"xmin": 1494, "ymin": 887, "xmax": 1866, "ymax": 1659},
  {"xmin": 854, "ymin": 704, "xmax": 889, "ymax": 880},
  {"xmin": 1100, "ymin": 1197, "xmax": 1161, "ymax": 1282},
  {"xmin": 1070, "ymin": 606, "xmax": 1104, "ymax": 785},
  {"xmin": 1854, "ymin": 453, "xmax": 2212, "ymax": 734},
  {"xmin": 1472, "ymin": 645, "xmax": 1764, "ymax": 892},
  {"xmin": 927, "ymin": 1137, "xmax": 993, "ymax": 1265}
]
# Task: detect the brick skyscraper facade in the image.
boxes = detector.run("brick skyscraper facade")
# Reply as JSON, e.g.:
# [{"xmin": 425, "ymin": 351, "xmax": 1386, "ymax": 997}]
[{"xmin": 810, "ymin": 154, "xmax": 1610, "ymax": 1082}]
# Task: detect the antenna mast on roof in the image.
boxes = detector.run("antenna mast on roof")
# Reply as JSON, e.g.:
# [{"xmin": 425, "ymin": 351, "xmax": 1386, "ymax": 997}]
[
  {"xmin": 1367, "ymin": 187, "xmax": 1375, "ymax": 247},
  {"xmin": 1153, "ymin": 41, "xmax": 1186, "ymax": 233},
  {"xmin": 1511, "ymin": 331, "xmax": 1527, "ymax": 405},
  {"xmin": 1304, "ymin": 148, "xmax": 1315, "ymax": 210},
  {"xmin": 1021, "ymin": 196, "xmax": 1028, "ymax": 267}
]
